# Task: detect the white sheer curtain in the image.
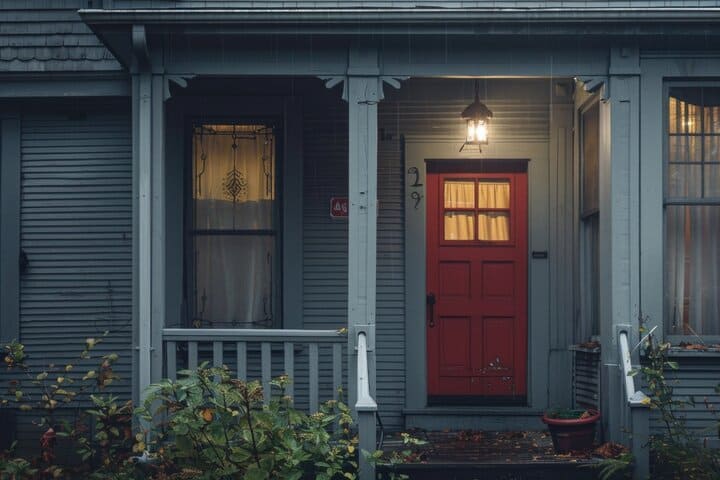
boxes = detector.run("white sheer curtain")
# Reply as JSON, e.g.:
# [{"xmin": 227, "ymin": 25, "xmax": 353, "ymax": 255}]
[
  {"xmin": 666, "ymin": 89, "xmax": 720, "ymax": 336},
  {"xmin": 478, "ymin": 182, "xmax": 510, "ymax": 241},
  {"xmin": 192, "ymin": 125, "xmax": 275, "ymax": 328},
  {"xmin": 443, "ymin": 180, "xmax": 510, "ymax": 241}
]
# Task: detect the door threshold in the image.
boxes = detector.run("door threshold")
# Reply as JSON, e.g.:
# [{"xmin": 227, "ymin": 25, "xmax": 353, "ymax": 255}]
[
  {"xmin": 403, "ymin": 406, "xmax": 543, "ymax": 416},
  {"xmin": 427, "ymin": 395, "xmax": 527, "ymax": 407}
]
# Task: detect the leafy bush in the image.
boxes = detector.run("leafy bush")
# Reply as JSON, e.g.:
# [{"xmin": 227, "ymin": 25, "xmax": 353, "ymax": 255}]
[
  {"xmin": 1, "ymin": 335, "xmax": 134, "ymax": 479},
  {"xmin": 634, "ymin": 335, "xmax": 720, "ymax": 479},
  {"xmin": 136, "ymin": 365, "xmax": 359, "ymax": 480}
]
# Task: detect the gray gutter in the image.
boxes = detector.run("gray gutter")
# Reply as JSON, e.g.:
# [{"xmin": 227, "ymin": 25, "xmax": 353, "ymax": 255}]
[{"xmin": 80, "ymin": 8, "xmax": 720, "ymax": 26}]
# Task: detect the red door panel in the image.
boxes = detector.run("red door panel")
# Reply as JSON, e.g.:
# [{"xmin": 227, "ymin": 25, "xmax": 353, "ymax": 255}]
[{"xmin": 427, "ymin": 170, "xmax": 528, "ymax": 403}]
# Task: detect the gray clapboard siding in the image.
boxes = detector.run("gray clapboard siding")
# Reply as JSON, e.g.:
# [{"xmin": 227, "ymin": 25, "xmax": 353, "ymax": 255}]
[
  {"xmin": 303, "ymin": 84, "xmax": 407, "ymax": 429},
  {"xmin": 117, "ymin": 1, "xmax": 720, "ymax": 7},
  {"xmin": 14, "ymin": 102, "xmax": 132, "ymax": 447},
  {"xmin": 0, "ymin": 0, "xmax": 120, "ymax": 72},
  {"xmin": 649, "ymin": 354, "xmax": 720, "ymax": 438}
]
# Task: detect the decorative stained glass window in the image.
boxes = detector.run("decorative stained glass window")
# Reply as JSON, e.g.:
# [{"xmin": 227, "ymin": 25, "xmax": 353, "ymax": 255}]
[{"xmin": 190, "ymin": 124, "xmax": 277, "ymax": 328}]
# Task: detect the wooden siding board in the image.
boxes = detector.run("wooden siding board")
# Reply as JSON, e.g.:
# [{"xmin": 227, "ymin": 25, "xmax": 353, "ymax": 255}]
[{"xmin": 11, "ymin": 103, "xmax": 132, "ymax": 449}]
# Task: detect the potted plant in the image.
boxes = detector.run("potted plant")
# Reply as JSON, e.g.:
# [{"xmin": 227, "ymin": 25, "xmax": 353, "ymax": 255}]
[{"xmin": 542, "ymin": 408, "xmax": 600, "ymax": 454}]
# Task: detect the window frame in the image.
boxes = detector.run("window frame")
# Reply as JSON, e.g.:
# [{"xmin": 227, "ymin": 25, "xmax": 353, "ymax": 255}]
[
  {"xmin": 579, "ymin": 96, "xmax": 601, "ymax": 341},
  {"xmin": 183, "ymin": 117, "xmax": 283, "ymax": 329},
  {"xmin": 663, "ymin": 80, "xmax": 720, "ymax": 343}
]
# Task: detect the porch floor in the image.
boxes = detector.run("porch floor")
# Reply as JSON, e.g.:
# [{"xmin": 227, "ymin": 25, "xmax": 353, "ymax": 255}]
[{"xmin": 377, "ymin": 430, "xmax": 606, "ymax": 480}]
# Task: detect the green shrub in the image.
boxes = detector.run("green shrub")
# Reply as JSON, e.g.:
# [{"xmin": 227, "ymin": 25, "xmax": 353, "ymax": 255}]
[
  {"xmin": 635, "ymin": 335, "xmax": 720, "ymax": 479},
  {"xmin": 136, "ymin": 365, "xmax": 359, "ymax": 480}
]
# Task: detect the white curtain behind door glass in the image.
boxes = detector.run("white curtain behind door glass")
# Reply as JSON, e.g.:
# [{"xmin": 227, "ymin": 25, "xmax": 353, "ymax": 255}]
[
  {"xmin": 444, "ymin": 181, "xmax": 475, "ymax": 240},
  {"xmin": 192, "ymin": 125, "xmax": 275, "ymax": 328},
  {"xmin": 478, "ymin": 181, "xmax": 510, "ymax": 241}
]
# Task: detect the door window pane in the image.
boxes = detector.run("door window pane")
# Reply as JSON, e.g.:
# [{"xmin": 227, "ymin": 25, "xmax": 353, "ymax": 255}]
[
  {"xmin": 444, "ymin": 181, "xmax": 475, "ymax": 208},
  {"xmin": 444, "ymin": 212, "xmax": 474, "ymax": 240},
  {"xmin": 478, "ymin": 212, "xmax": 510, "ymax": 241},
  {"xmin": 194, "ymin": 235, "xmax": 275, "ymax": 328},
  {"xmin": 478, "ymin": 181, "xmax": 510, "ymax": 209},
  {"xmin": 191, "ymin": 124, "xmax": 277, "ymax": 328},
  {"xmin": 193, "ymin": 124, "xmax": 275, "ymax": 230}
]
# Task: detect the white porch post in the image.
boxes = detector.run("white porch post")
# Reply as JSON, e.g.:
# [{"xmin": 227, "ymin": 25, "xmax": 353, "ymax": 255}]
[
  {"xmin": 598, "ymin": 47, "xmax": 649, "ymax": 479},
  {"xmin": 344, "ymin": 44, "xmax": 383, "ymax": 480},
  {"xmin": 132, "ymin": 25, "xmax": 165, "ymax": 404},
  {"xmin": 347, "ymin": 73, "xmax": 379, "ymax": 410}
]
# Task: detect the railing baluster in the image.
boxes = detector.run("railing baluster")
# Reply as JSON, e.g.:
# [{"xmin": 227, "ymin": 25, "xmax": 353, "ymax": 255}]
[
  {"xmin": 284, "ymin": 342, "xmax": 294, "ymax": 402},
  {"xmin": 188, "ymin": 341, "xmax": 198, "ymax": 370},
  {"xmin": 166, "ymin": 341, "xmax": 177, "ymax": 381},
  {"xmin": 261, "ymin": 342, "xmax": 271, "ymax": 404},
  {"xmin": 309, "ymin": 343, "xmax": 319, "ymax": 413},
  {"xmin": 236, "ymin": 341, "xmax": 247, "ymax": 380},
  {"xmin": 332, "ymin": 343, "xmax": 342, "ymax": 400},
  {"xmin": 213, "ymin": 341, "xmax": 223, "ymax": 368}
]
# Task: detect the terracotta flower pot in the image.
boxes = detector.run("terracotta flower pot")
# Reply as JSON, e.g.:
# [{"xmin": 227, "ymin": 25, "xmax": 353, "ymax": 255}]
[{"xmin": 541, "ymin": 409, "xmax": 600, "ymax": 454}]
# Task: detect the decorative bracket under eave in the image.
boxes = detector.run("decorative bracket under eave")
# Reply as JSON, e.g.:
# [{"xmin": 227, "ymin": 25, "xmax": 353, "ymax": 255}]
[
  {"xmin": 164, "ymin": 75, "xmax": 195, "ymax": 101},
  {"xmin": 319, "ymin": 76, "xmax": 408, "ymax": 103},
  {"xmin": 576, "ymin": 76, "xmax": 609, "ymax": 102},
  {"xmin": 131, "ymin": 24, "xmax": 150, "ymax": 70}
]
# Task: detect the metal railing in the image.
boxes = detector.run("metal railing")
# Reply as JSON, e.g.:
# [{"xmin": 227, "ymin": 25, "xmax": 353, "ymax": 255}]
[
  {"xmin": 617, "ymin": 327, "xmax": 650, "ymax": 479},
  {"xmin": 163, "ymin": 328, "xmax": 346, "ymax": 410},
  {"xmin": 355, "ymin": 331, "xmax": 377, "ymax": 480},
  {"xmin": 618, "ymin": 329, "xmax": 650, "ymax": 407}
]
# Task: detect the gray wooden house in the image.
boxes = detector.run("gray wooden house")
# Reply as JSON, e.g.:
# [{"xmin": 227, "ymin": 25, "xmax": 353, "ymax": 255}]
[{"xmin": 2, "ymin": 1, "xmax": 720, "ymax": 478}]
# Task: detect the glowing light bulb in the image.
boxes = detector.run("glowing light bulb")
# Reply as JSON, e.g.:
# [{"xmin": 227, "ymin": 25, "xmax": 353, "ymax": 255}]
[{"xmin": 476, "ymin": 122, "xmax": 488, "ymax": 143}]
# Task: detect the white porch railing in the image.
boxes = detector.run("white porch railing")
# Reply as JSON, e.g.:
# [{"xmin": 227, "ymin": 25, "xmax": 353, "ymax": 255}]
[
  {"xmin": 617, "ymin": 327, "xmax": 650, "ymax": 479},
  {"xmin": 355, "ymin": 331, "xmax": 377, "ymax": 480},
  {"xmin": 163, "ymin": 328, "xmax": 346, "ymax": 411}
]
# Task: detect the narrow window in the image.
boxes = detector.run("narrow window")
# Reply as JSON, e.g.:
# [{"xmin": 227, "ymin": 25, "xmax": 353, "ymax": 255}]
[
  {"xmin": 189, "ymin": 124, "xmax": 278, "ymax": 328},
  {"xmin": 581, "ymin": 101, "xmax": 600, "ymax": 339}
]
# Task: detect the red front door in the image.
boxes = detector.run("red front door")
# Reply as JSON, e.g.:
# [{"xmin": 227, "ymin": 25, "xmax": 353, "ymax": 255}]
[{"xmin": 426, "ymin": 170, "xmax": 528, "ymax": 403}]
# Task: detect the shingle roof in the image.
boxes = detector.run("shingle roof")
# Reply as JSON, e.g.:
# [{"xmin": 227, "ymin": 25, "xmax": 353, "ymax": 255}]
[{"xmin": 0, "ymin": 0, "xmax": 121, "ymax": 73}]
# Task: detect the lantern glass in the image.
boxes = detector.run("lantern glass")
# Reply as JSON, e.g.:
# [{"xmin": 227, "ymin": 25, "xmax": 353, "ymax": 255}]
[{"xmin": 466, "ymin": 119, "xmax": 488, "ymax": 144}]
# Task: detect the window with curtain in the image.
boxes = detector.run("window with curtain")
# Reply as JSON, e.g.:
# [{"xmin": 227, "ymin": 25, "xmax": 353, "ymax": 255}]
[
  {"xmin": 443, "ymin": 179, "xmax": 511, "ymax": 241},
  {"xmin": 665, "ymin": 86, "xmax": 720, "ymax": 336},
  {"xmin": 580, "ymin": 101, "xmax": 600, "ymax": 340},
  {"xmin": 189, "ymin": 124, "xmax": 278, "ymax": 328}
]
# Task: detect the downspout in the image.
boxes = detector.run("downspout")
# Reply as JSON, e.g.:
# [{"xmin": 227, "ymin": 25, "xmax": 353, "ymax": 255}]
[{"xmin": 132, "ymin": 24, "xmax": 152, "ymax": 404}]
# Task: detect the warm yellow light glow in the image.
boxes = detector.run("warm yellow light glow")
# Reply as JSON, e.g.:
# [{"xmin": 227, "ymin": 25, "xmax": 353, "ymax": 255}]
[
  {"xmin": 475, "ymin": 122, "xmax": 488, "ymax": 143},
  {"xmin": 466, "ymin": 119, "xmax": 488, "ymax": 144}
]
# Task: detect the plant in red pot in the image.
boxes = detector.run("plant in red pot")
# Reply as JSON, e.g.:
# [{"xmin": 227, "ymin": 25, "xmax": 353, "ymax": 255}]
[{"xmin": 542, "ymin": 408, "xmax": 601, "ymax": 454}]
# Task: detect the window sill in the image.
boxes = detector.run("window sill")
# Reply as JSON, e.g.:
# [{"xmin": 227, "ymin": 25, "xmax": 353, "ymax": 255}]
[
  {"xmin": 666, "ymin": 346, "xmax": 720, "ymax": 357},
  {"xmin": 568, "ymin": 342, "xmax": 601, "ymax": 354}
]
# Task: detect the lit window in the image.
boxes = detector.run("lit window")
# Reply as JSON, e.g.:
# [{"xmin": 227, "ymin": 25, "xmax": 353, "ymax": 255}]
[
  {"xmin": 189, "ymin": 124, "xmax": 278, "ymax": 328},
  {"xmin": 665, "ymin": 86, "xmax": 720, "ymax": 336}
]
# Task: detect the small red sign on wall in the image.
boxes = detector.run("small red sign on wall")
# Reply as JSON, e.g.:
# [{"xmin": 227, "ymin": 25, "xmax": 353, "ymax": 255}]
[{"xmin": 330, "ymin": 197, "xmax": 349, "ymax": 218}]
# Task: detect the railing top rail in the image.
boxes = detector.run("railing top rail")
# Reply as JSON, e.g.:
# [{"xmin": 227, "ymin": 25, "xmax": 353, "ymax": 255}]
[
  {"xmin": 618, "ymin": 328, "xmax": 650, "ymax": 408},
  {"xmin": 355, "ymin": 332, "xmax": 378, "ymax": 412},
  {"xmin": 162, "ymin": 328, "xmax": 347, "ymax": 343}
]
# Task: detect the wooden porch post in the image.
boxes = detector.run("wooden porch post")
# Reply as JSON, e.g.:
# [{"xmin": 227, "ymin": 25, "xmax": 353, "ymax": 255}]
[
  {"xmin": 598, "ymin": 47, "xmax": 648, "ymax": 479},
  {"xmin": 347, "ymin": 73, "xmax": 379, "ymax": 411},
  {"xmin": 345, "ymin": 44, "xmax": 383, "ymax": 480},
  {"xmin": 132, "ymin": 25, "xmax": 165, "ymax": 405}
]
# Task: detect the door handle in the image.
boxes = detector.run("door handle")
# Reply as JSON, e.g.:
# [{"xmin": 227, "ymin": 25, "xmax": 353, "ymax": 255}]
[{"xmin": 426, "ymin": 292, "xmax": 436, "ymax": 328}]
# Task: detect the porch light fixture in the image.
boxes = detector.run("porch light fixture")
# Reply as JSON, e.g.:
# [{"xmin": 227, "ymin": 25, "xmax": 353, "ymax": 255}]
[{"xmin": 460, "ymin": 80, "xmax": 493, "ymax": 152}]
